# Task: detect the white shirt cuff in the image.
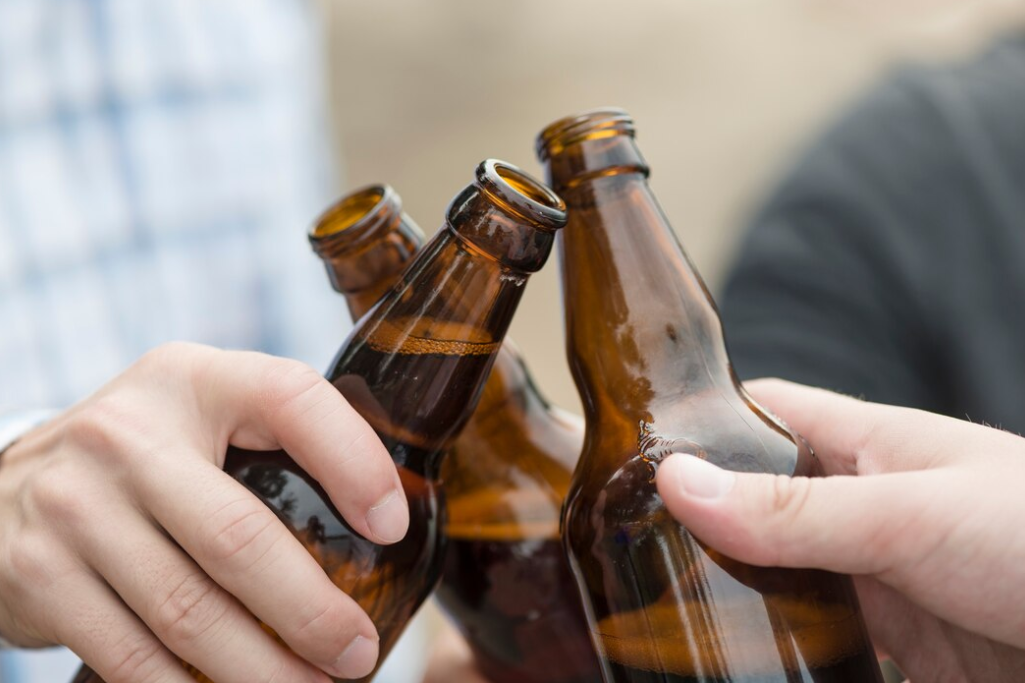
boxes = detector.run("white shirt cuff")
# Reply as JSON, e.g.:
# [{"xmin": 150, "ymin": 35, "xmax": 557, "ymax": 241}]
[{"xmin": 0, "ymin": 409, "xmax": 56, "ymax": 457}]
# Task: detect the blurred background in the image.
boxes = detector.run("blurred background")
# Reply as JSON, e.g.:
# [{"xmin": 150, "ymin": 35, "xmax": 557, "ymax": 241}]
[{"xmin": 315, "ymin": 1, "xmax": 1024, "ymax": 679}]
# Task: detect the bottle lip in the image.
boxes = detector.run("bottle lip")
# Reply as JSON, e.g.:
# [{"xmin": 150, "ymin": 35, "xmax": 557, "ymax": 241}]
[
  {"xmin": 308, "ymin": 184, "xmax": 402, "ymax": 257},
  {"xmin": 535, "ymin": 107, "xmax": 636, "ymax": 162},
  {"xmin": 469, "ymin": 159, "xmax": 567, "ymax": 231}
]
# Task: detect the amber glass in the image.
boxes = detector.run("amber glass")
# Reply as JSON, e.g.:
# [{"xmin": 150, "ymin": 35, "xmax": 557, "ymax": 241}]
[
  {"xmin": 72, "ymin": 159, "xmax": 566, "ymax": 683},
  {"xmin": 437, "ymin": 349, "xmax": 598, "ymax": 683},
  {"xmin": 537, "ymin": 110, "xmax": 883, "ymax": 683},
  {"xmin": 309, "ymin": 183, "xmax": 425, "ymax": 321},
  {"xmin": 310, "ymin": 184, "xmax": 601, "ymax": 682}
]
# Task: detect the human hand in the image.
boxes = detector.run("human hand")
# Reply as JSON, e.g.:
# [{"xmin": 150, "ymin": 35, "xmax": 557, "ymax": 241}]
[
  {"xmin": 421, "ymin": 623, "xmax": 490, "ymax": 683},
  {"xmin": 656, "ymin": 379, "xmax": 1025, "ymax": 681},
  {"xmin": 0, "ymin": 342, "xmax": 408, "ymax": 682}
]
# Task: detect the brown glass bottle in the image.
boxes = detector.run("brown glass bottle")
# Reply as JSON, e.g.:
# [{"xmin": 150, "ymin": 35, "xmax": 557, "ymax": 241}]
[
  {"xmin": 537, "ymin": 110, "xmax": 883, "ymax": 683},
  {"xmin": 72, "ymin": 159, "xmax": 566, "ymax": 683},
  {"xmin": 310, "ymin": 184, "xmax": 601, "ymax": 683}
]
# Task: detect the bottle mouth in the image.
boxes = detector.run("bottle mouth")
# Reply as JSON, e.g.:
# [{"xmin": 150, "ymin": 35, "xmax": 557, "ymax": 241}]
[
  {"xmin": 473, "ymin": 159, "xmax": 567, "ymax": 231},
  {"xmin": 309, "ymin": 184, "xmax": 401, "ymax": 256},
  {"xmin": 535, "ymin": 108, "xmax": 636, "ymax": 162}
]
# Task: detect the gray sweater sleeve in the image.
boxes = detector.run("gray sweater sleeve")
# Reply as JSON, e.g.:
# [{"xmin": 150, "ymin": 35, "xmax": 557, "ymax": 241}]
[{"xmin": 720, "ymin": 34, "xmax": 1025, "ymax": 432}]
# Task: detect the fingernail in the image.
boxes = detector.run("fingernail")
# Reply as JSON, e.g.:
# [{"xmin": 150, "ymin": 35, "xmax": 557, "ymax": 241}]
[
  {"xmin": 666, "ymin": 454, "xmax": 735, "ymax": 499},
  {"xmin": 330, "ymin": 635, "xmax": 379, "ymax": 679},
  {"xmin": 366, "ymin": 488, "xmax": 408, "ymax": 543}
]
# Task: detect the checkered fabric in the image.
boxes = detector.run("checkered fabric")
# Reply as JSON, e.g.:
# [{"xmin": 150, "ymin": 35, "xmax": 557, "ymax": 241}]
[
  {"xmin": 0, "ymin": 1, "xmax": 353, "ymax": 680},
  {"xmin": 0, "ymin": 0, "xmax": 348, "ymax": 412}
]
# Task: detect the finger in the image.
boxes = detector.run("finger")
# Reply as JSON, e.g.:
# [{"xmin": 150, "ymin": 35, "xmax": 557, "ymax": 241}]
[
  {"xmin": 137, "ymin": 456, "xmax": 380, "ymax": 680},
  {"xmin": 742, "ymin": 378, "xmax": 971, "ymax": 475},
  {"xmin": 182, "ymin": 344, "xmax": 408, "ymax": 545},
  {"xmin": 655, "ymin": 453, "xmax": 948, "ymax": 576},
  {"xmin": 49, "ymin": 572, "xmax": 194, "ymax": 683},
  {"xmin": 853, "ymin": 578, "xmax": 974, "ymax": 683},
  {"xmin": 76, "ymin": 497, "xmax": 331, "ymax": 683},
  {"xmin": 850, "ymin": 576, "xmax": 900, "ymax": 662}
]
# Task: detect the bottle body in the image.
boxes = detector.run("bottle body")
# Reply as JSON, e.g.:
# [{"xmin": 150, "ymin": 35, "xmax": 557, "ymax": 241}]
[{"xmin": 539, "ymin": 110, "xmax": 883, "ymax": 683}]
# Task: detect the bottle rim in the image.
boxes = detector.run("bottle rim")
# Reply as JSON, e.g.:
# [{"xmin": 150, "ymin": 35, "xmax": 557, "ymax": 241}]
[
  {"xmin": 535, "ymin": 107, "xmax": 636, "ymax": 162},
  {"xmin": 471, "ymin": 159, "xmax": 567, "ymax": 231},
  {"xmin": 308, "ymin": 184, "xmax": 403, "ymax": 257}
]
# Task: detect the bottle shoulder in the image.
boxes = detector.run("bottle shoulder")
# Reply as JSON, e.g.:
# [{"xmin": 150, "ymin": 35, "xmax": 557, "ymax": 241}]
[{"xmin": 567, "ymin": 392, "xmax": 811, "ymax": 532}]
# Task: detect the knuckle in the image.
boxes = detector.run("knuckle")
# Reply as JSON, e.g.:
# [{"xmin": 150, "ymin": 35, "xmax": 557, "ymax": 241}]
[
  {"xmin": 849, "ymin": 414, "xmax": 884, "ymax": 475},
  {"xmin": 204, "ymin": 500, "xmax": 280, "ymax": 567},
  {"xmin": 335, "ymin": 429, "xmax": 374, "ymax": 468},
  {"xmin": 104, "ymin": 634, "xmax": 167, "ymax": 683},
  {"xmin": 739, "ymin": 474, "xmax": 815, "ymax": 566},
  {"xmin": 152, "ymin": 572, "xmax": 225, "ymax": 646},
  {"xmin": 769, "ymin": 474, "xmax": 813, "ymax": 525},
  {"xmin": 25, "ymin": 464, "xmax": 92, "ymax": 530},
  {"xmin": 5, "ymin": 531, "xmax": 60, "ymax": 593},
  {"xmin": 63, "ymin": 396, "xmax": 154, "ymax": 469},
  {"xmin": 291, "ymin": 597, "xmax": 360, "ymax": 658},
  {"xmin": 262, "ymin": 360, "xmax": 326, "ymax": 411},
  {"xmin": 136, "ymin": 341, "xmax": 204, "ymax": 372},
  {"xmin": 263, "ymin": 659, "xmax": 295, "ymax": 683},
  {"xmin": 63, "ymin": 400, "xmax": 125, "ymax": 457},
  {"xmin": 134, "ymin": 342, "xmax": 214, "ymax": 403}
]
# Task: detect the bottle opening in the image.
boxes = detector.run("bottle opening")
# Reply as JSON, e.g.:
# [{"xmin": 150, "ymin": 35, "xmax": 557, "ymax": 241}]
[
  {"xmin": 310, "ymin": 184, "xmax": 393, "ymax": 241},
  {"xmin": 535, "ymin": 107, "xmax": 635, "ymax": 161},
  {"xmin": 496, "ymin": 165, "xmax": 555, "ymax": 207},
  {"xmin": 475, "ymin": 159, "xmax": 566, "ymax": 231}
]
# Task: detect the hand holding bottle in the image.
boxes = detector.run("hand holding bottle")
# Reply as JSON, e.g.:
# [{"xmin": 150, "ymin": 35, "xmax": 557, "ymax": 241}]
[
  {"xmin": 65, "ymin": 159, "xmax": 564, "ymax": 683},
  {"xmin": 0, "ymin": 343, "xmax": 407, "ymax": 683},
  {"xmin": 657, "ymin": 378, "xmax": 1025, "ymax": 682}
]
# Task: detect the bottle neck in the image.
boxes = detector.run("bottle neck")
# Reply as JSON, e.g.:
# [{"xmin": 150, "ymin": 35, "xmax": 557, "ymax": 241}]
[
  {"xmin": 551, "ymin": 137, "xmax": 734, "ymax": 428},
  {"xmin": 326, "ymin": 159, "xmax": 562, "ymax": 476},
  {"xmin": 345, "ymin": 281, "xmax": 396, "ymax": 322},
  {"xmin": 545, "ymin": 130, "xmax": 649, "ymax": 192},
  {"xmin": 316, "ymin": 216, "xmax": 423, "ymax": 322},
  {"xmin": 328, "ymin": 227, "xmax": 530, "ymax": 471}
]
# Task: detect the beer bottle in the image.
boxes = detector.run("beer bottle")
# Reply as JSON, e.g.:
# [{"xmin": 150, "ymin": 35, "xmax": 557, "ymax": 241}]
[
  {"xmin": 310, "ymin": 184, "xmax": 601, "ymax": 683},
  {"xmin": 72, "ymin": 159, "xmax": 566, "ymax": 683},
  {"xmin": 536, "ymin": 109, "xmax": 884, "ymax": 683}
]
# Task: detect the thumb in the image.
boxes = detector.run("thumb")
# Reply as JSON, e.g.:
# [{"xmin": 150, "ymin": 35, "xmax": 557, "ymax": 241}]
[{"xmin": 655, "ymin": 453, "xmax": 939, "ymax": 576}]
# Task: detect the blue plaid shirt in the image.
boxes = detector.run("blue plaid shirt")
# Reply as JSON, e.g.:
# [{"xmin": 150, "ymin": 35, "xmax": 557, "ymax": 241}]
[
  {"xmin": 0, "ymin": 0, "xmax": 355, "ymax": 679},
  {"xmin": 0, "ymin": 0, "xmax": 349, "ymax": 410}
]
